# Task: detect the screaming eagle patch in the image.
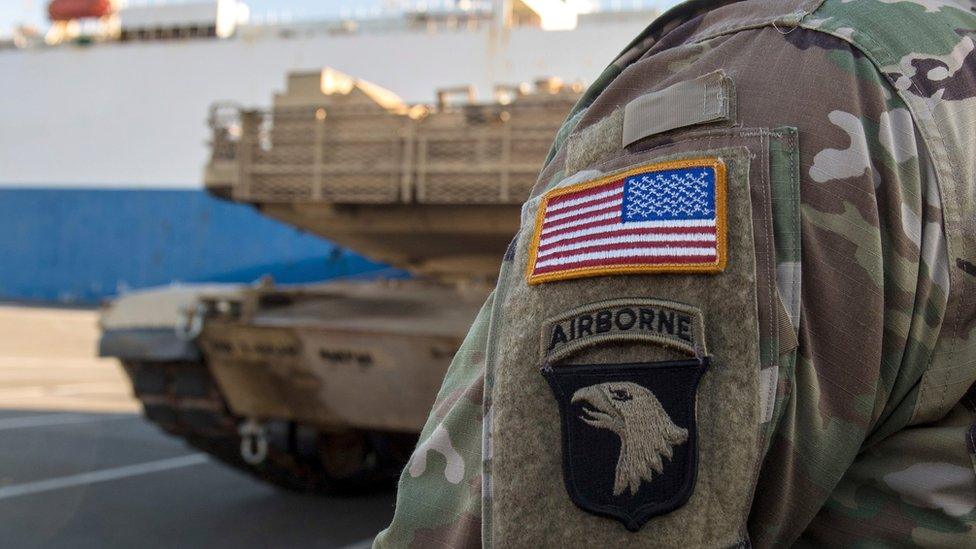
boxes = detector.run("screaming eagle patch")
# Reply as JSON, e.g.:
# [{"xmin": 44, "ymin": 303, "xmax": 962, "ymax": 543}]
[
  {"xmin": 526, "ymin": 158, "xmax": 728, "ymax": 284},
  {"xmin": 543, "ymin": 358, "xmax": 708, "ymax": 532}
]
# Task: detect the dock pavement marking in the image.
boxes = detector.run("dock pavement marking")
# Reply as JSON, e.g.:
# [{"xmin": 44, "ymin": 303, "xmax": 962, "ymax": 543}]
[
  {"xmin": 338, "ymin": 539, "xmax": 376, "ymax": 549},
  {"xmin": 0, "ymin": 454, "xmax": 209, "ymax": 501},
  {"xmin": 0, "ymin": 413, "xmax": 134, "ymax": 431},
  {"xmin": 0, "ymin": 382, "xmax": 125, "ymax": 400}
]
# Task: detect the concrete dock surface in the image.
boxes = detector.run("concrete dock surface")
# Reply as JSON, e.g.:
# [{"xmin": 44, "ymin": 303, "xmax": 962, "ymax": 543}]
[{"xmin": 0, "ymin": 305, "xmax": 393, "ymax": 548}]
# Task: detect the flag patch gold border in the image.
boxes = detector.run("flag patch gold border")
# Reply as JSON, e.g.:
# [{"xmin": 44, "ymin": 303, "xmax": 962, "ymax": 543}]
[{"xmin": 526, "ymin": 157, "xmax": 728, "ymax": 285}]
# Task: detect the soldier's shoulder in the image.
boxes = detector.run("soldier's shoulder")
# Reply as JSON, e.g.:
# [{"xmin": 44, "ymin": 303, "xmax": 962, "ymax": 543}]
[{"xmin": 806, "ymin": 0, "xmax": 976, "ymax": 55}]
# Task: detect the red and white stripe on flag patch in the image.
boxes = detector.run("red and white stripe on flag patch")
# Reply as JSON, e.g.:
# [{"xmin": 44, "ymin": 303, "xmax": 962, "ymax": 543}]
[{"xmin": 526, "ymin": 157, "xmax": 728, "ymax": 284}]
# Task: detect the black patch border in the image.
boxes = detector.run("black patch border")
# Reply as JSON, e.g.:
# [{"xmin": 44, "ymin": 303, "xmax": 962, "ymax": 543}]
[
  {"xmin": 957, "ymin": 257, "xmax": 976, "ymax": 278},
  {"xmin": 544, "ymin": 358, "xmax": 708, "ymax": 531}
]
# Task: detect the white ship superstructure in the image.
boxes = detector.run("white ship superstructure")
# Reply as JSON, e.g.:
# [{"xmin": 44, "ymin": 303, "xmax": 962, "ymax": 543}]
[
  {"xmin": 0, "ymin": 0, "xmax": 662, "ymax": 304},
  {"xmin": 1, "ymin": 0, "xmax": 659, "ymax": 188}
]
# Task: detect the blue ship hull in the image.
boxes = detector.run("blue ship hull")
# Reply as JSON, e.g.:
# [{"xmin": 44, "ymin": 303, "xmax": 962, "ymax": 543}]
[{"xmin": 0, "ymin": 188, "xmax": 394, "ymax": 304}]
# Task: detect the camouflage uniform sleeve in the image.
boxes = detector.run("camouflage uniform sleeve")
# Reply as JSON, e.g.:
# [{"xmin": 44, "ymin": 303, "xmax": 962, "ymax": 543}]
[
  {"xmin": 781, "ymin": 3, "xmax": 976, "ymax": 545},
  {"xmin": 750, "ymin": 7, "xmax": 976, "ymax": 547},
  {"xmin": 491, "ymin": 7, "xmax": 968, "ymax": 547},
  {"xmin": 377, "ymin": 2, "xmax": 976, "ymax": 546},
  {"xmin": 641, "ymin": 20, "xmax": 968, "ymax": 547},
  {"xmin": 752, "ymin": 78, "xmax": 965, "ymax": 544},
  {"xmin": 372, "ymin": 293, "xmax": 492, "ymax": 548}
]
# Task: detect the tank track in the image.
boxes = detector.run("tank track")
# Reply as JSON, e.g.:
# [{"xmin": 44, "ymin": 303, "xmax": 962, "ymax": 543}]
[{"xmin": 121, "ymin": 359, "xmax": 416, "ymax": 494}]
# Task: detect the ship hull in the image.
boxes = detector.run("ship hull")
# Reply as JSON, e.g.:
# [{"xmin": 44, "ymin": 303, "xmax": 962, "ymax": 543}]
[{"xmin": 0, "ymin": 188, "xmax": 392, "ymax": 303}]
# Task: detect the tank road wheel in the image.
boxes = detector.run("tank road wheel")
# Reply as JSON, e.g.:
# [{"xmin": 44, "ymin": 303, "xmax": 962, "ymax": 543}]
[{"xmin": 120, "ymin": 360, "xmax": 416, "ymax": 495}]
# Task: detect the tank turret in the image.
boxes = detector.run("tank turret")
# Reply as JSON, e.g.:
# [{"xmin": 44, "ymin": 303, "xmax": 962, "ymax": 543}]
[{"xmin": 205, "ymin": 67, "xmax": 582, "ymax": 281}]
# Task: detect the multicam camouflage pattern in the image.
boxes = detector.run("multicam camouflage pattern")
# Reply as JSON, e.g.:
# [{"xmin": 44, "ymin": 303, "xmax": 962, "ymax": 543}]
[
  {"xmin": 376, "ymin": 297, "xmax": 493, "ymax": 547},
  {"xmin": 375, "ymin": 0, "xmax": 976, "ymax": 546}
]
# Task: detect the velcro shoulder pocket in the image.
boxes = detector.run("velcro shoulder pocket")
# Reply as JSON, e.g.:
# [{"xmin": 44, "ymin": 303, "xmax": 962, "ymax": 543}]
[{"xmin": 487, "ymin": 126, "xmax": 800, "ymax": 545}]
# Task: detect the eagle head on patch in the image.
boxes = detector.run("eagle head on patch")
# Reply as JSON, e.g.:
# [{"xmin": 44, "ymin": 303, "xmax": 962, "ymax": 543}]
[{"xmin": 571, "ymin": 382, "xmax": 688, "ymax": 496}]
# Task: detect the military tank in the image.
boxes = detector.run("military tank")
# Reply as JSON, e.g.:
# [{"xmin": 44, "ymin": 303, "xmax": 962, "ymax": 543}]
[{"xmin": 99, "ymin": 68, "xmax": 581, "ymax": 493}]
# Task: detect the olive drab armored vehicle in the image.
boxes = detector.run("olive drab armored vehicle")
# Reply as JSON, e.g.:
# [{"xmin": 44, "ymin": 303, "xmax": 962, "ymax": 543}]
[{"xmin": 99, "ymin": 68, "xmax": 581, "ymax": 492}]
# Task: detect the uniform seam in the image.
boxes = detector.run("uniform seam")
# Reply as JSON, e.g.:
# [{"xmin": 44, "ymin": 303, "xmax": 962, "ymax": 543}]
[
  {"xmin": 760, "ymin": 133, "xmax": 775, "ymax": 371},
  {"xmin": 631, "ymin": 129, "xmax": 780, "ymax": 159},
  {"xmin": 690, "ymin": 10, "xmax": 811, "ymax": 44},
  {"xmin": 788, "ymin": 131, "xmax": 801, "ymax": 331},
  {"xmin": 483, "ymin": 246, "xmax": 514, "ymax": 547}
]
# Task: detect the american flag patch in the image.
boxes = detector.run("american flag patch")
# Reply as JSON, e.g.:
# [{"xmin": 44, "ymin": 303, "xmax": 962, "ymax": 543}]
[{"xmin": 527, "ymin": 158, "xmax": 728, "ymax": 284}]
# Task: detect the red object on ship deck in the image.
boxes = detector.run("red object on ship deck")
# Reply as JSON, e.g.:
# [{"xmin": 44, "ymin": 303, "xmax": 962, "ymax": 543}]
[{"xmin": 48, "ymin": 0, "xmax": 114, "ymax": 21}]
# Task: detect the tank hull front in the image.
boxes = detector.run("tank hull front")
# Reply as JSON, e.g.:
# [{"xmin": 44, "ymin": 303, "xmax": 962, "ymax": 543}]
[
  {"xmin": 199, "ymin": 322, "xmax": 462, "ymax": 432},
  {"xmin": 98, "ymin": 282, "xmax": 438, "ymax": 494},
  {"xmin": 196, "ymin": 279, "xmax": 487, "ymax": 433}
]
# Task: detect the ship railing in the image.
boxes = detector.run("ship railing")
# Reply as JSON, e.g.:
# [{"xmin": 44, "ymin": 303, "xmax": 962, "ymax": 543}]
[
  {"xmin": 208, "ymin": 103, "xmax": 244, "ymax": 162},
  {"xmin": 206, "ymin": 104, "xmax": 567, "ymax": 205}
]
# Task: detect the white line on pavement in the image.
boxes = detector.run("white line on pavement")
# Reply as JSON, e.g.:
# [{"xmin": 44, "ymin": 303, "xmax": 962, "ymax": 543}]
[
  {"xmin": 0, "ymin": 382, "xmax": 126, "ymax": 400},
  {"xmin": 0, "ymin": 454, "xmax": 209, "ymax": 501},
  {"xmin": 338, "ymin": 539, "xmax": 375, "ymax": 549},
  {"xmin": 0, "ymin": 413, "xmax": 133, "ymax": 431}
]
